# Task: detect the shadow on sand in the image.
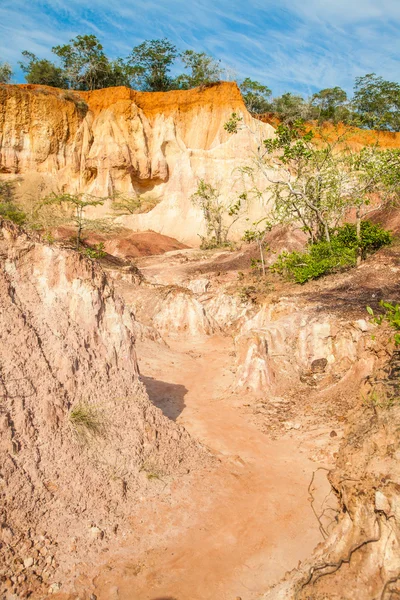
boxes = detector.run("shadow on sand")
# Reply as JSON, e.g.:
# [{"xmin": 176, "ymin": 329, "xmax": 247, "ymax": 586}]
[{"xmin": 141, "ymin": 375, "xmax": 188, "ymax": 421}]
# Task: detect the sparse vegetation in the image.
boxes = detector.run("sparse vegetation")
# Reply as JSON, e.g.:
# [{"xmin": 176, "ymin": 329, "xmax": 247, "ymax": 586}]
[
  {"xmin": 82, "ymin": 242, "xmax": 107, "ymax": 260},
  {"xmin": 272, "ymin": 221, "xmax": 392, "ymax": 284},
  {"xmin": 191, "ymin": 179, "xmax": 244, "ymax": 249},
  {"xmin": 111, "ymin": 191, "xmax": 160, "ymax": 216},
  {"xmin": 40, "ymin": 192, "xmax": 106, "ymax": 250},
  {"xmin": 367, "ymin": 300, "xmax": 400, "ymax": 346},
  {"xmin": 69, "ymin": 402, "xmax": 105, "ymax": 442},
  {"xmin": 0, "ymin": 181, "xmax": 26, "ymax": 225},
  {"xmin": 0, "ymin": 61, "xmax": 12, "ymax": 84}
]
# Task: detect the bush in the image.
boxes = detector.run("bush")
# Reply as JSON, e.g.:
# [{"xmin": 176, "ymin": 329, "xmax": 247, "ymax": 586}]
[
  {"xmin": 82, "ymin": 242, "xmax": 106, "ymax": 260},
  {"xmin": 272, "ymin": 221, "xmax": 392, "ymax": 284},
  {"xmin": 367, "ymin": 301, "xmax": 400, "ymax": 346},
  {"xmin": 0, "ymin": 181, "xmax": 26, "ymax": 225},
  {"xmin": 335, "ymin": 221, "xmax": 392, "ymax": 257}
]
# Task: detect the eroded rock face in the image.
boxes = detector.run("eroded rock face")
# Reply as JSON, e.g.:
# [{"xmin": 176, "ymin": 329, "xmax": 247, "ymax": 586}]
[
  {"xmin": 235, "ymin": 301, "xmax": 377, "ymax": 396},
  {"xmin": 0, "ymin": 83, "xmax": 275, "ymax": 244},
  {"xmin": 0, "ymin": 221, "xmax": 206, "ymax": 597},
  {"xmin": 265, "ymin": 403, "xmax": 400, "ymax": 600}
]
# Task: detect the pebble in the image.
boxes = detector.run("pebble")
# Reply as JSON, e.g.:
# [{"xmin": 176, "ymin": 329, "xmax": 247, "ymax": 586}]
[
  {"xmin": 48, "ymin": 582, "xmax": 61, "ymax": 594},
  {"xmin": 90, "ymin": 526, "xmax": 104, "ymax": 540},
  {"xmin": 23, "ymin": 557, "xmax": 34, "ymax": 569}
]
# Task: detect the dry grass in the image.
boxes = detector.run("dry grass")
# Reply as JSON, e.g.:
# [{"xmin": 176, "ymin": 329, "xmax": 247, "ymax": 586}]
[{"xmin": 69, "ymin": 402, "xmax": 105, "ymax": 443}]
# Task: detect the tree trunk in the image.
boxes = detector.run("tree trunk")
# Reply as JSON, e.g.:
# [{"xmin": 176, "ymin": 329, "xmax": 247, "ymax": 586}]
[
  {"xmin": 259, "ymin": 240, "xmax": 266, "ymax": 277},
  {"xmin": 324, "ymin": 223, "xmax": 331, "ymax": 244},
  {"xmin": 356, "ymin": 209, "xmax": 362, "ymax": 266},
  {"xmin": 76, "ymin": 207, "xmax": 83, "ymax": 250}
]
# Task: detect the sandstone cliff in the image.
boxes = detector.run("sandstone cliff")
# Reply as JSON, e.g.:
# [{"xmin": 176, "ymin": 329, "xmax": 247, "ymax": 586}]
[{"xmin": 0, "ymin": 82, "xmax": 274, "ymax": 244}]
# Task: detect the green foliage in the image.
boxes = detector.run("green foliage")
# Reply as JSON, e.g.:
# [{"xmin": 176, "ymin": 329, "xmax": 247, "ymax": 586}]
[
  {"xmin": 335, "ymin": 221, "xmax": 392, "ymax": 257},
  {"xmin": 367, "ymin": 301, "xmax": 400, "ymax": 346},
  {"xmin": 311, "ymin": 87, "xmax": 349, "ymax": 124},
  {"xmin": 270, "ymin": 93, "xmax": 312, "ymax": 124},
  {"xmin": 191, "ymin": 179, "xmax": 243, "ymax": 249},
  {"xmin": 40, "ymin": 192, "xmax": 105, "ymax": 249},
  {"xmin": 82, "ymin": 242, "xmax": 106, "ymax": 260},
  {"xmin": 19, "ymin": 51, "xmax": 68, "ymax": 88},
  {"xmin": 52, "ymin": 34, "xmax": 129, "ymax": 90},
  {"xmin": 111, "ymin": 191, "xmax": 159, "ymax": 216},
  {"xmin": 0, "ymin": 61, "xmax": 12, "ymax": 84},
  {"xmin": 273, "ymin": 221, "xmax": 391, "ymax": 284},
  {"xmin": 352, "ymin": 73, "xmax": 400, "ymax": 131},
  {"xmin": 239, "ymin": 78, "xmax": 272, "ymax": 114},
  {"xmin": 0, "ymin": 181, "xmax": 26, "ymax": 225},
  {"xmin": 176, "ymin": 50, "xmax": 221, "ymax": 89},
  {"xmin": 224, "ymin": 112, "xmax": 243, "ymax": 134},
  {"xmin": 127, "ymin": 38, "xmax": 178, "ymax": 91}
]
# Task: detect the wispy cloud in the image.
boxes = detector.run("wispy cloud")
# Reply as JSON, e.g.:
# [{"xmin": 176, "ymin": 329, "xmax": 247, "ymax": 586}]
[{"xmin": 0, "ymin": 0, "xmax": 399, "ymax": 96}]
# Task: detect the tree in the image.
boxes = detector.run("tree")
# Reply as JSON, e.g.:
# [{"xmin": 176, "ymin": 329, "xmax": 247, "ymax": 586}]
[
  {"xmin": 225, "ymin": 114, "xmax": 400, "ymax": 255},
  {"xmin": 52, "ymin": 35, "xmax": 113, "ymax": 90},
  {"xmin": 0, "ymin": 61, "xmax": 12, "ymax": 84},
  {"xmin": 19, "ymin": 51, "xmax": 67, "ymax": 88},
  {"xmin": 127, "ymin": 38, "xmax": 178, "ymax": 91},
  {"xmin": 311, "ymin": 87, "xmax": 349, "ymax": 123},
  {"xmin": 348, "ymin": 146, "xmax": 400, "ymax": 262},
  {"xmin": 271, "ymin": 93, "xmax": 312, "ymax": 124},
  {"xmin": 41, "ymin": 193, "xmax": 105, "ymax": 249},
  {"xmin": 352, "ymin": 73, "xmax": 400, "ymax": 131},
  {"xmin": 191, "ymin": 179, "xmax": 243, "ymax": 248},
  {"xmin": 239, "ymin": 78, "xmax": 272, "ymax": 114},
  {"xmin": 242, "ymin": 218, "xmax": 271, "ymax": 276},
  {"xmin": 175, "ymin": 50, "xmax": 221, "ymax": 89}
]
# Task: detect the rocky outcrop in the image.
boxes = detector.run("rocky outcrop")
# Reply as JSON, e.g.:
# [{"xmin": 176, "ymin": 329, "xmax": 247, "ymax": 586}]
[
  {"xmin": 0, "ymin": 82, "xmax": 274, "ymax": 244},
  {"xmin": 0, "ymin": 221, "xmax": 207, "ymax": 598},
  {"xmin": 234, "ymin": 300, "xmax": 377, "ymax": 396},
  {"xmin": 265, "ymin": 402, "xmax": 400, "ymax": 600}
]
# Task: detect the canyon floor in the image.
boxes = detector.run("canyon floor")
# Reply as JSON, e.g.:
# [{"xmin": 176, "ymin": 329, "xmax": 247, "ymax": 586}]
[
  {"xmin": 55, "ymin": 245, "xmax": 353, "ymax": 600},
  {"xmin": 66, "ymin": 336, "xmax": 333, "ymax": 600}
]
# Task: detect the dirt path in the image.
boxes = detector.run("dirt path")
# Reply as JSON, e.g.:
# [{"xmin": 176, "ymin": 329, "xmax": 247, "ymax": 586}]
[{"xmin": 86, "ymin": 334, "xmax": 331, "ymax": 600}]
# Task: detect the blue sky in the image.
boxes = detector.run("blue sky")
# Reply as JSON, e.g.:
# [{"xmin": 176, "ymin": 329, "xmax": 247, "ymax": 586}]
[{"xmin": 1, "ymin": 0, "xmax": 399, "ymax": 96}]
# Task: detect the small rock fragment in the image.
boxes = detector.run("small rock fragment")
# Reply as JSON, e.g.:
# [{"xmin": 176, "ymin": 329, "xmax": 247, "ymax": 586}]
[{"xmin": 23, "ymin": 557, "xmax": 34, "ymax": 569}]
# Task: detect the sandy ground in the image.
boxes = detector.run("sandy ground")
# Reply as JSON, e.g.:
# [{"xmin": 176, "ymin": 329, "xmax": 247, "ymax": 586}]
[{"xmin": 68, "ymin": 334, "xmax": 332, "ymax": 600}]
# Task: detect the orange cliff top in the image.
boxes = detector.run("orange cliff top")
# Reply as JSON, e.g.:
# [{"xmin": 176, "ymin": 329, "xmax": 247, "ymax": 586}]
[
  {"xmin": 9, "ymin": 81, "xmax": 247, "ymax": 118},
  {"xmin": 255, "ymin": 113, "xmax": 400, "ymax": 149},
  {"xmin": 4, "ymin": 82, "xmax": 400, "ymax": 148}
]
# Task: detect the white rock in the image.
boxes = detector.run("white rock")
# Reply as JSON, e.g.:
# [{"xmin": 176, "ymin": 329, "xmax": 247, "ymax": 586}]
[{"xmin": 23, "ymin": 557, "xmax": 34, "ymax": 569}]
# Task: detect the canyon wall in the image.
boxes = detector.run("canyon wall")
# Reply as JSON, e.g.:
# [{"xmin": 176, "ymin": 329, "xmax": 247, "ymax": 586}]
[
  {"xmin": 0, "ymin": 220, "xmax": 207, "ymax": 597},
  {"xmin": 0, "ymin": 82, "xmax": 275, "ymax": 244}
]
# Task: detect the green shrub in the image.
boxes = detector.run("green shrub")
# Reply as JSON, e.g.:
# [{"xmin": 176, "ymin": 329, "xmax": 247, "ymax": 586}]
[
  {"xmin": 82, "ymin": 242, "xmax": 106, "ymax": 260},
  {"xmin": 335, "ymin": 221, "xmax": 392, "ymax": 257},
  {"xmin": 0, "ymin": 181, "xmax": 26, "ymax": 225},
  {"xmin": 272, "ymin": 221, "xmax": 391, "ymax": 284},
  {"xmin": 367, "ymin": 301, "xmax": 400, "ymax": 346}
]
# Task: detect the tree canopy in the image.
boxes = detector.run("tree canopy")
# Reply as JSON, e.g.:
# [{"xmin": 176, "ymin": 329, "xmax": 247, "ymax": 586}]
[
  {"xmin": 127, "ymin": 38, "xmax": 178, "ymax": 91},
  {"xmin": 352, "ymin": 73, "xmax": 400, "ymax": 131},
  {"xmin": 176, "ymin": 50, "xmax": 222, "ymax": 89},
  {"xmin": 5, "ymin": 33, "xmax": 399, "ymax": 131},
  {"xmin": 0, "ymin": 61, "xmax": 12, "ymax": 84},
  {"xmin": 239, "ymin": 78, "xmax": 272, "ymax": 114}
]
